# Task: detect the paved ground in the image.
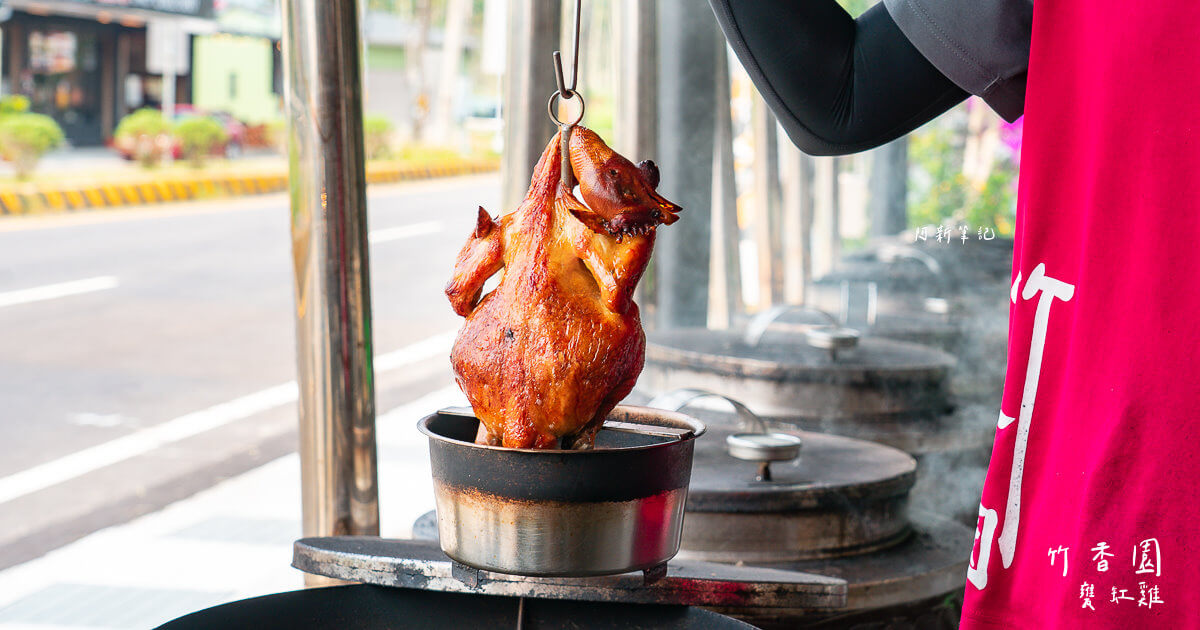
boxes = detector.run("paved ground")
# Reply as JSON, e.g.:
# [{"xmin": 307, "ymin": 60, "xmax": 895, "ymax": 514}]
[
  {"xmin": 0, "ymin": 385, "xmax": 468, "ymax": 629},
  {"xmin": 0, "ymin": 175, "xmax": 499, "ymax": 570}
]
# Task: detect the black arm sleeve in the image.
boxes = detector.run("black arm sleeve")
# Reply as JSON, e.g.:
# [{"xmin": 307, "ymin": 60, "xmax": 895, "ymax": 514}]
[{"xmin": 709, "ymin": 1, "xmax": 968, "ymax": 156}]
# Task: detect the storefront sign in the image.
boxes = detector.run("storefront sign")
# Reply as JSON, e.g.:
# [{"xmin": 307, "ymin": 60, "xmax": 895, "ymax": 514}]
[{"xmin": 65, "ymin": 0, "xmax": 214, "ymax": 19}]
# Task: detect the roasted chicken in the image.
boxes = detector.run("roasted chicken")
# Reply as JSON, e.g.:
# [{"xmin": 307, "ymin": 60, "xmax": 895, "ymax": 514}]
[{"xmin": 445, "ymin": 126, "xmax": 681, "ymax": 449}]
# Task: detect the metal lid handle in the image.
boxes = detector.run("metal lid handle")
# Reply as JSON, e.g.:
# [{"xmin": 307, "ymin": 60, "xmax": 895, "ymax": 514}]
[
  {"xmin": 646, "ymin": 388, "xmax": 767, "ymax": 433},
  {"xmin": 876, "ymin": 243, "xmax": 943, "ymax": 275},
  {"xmin": 743, "ymin": 304, "xmax": 839, "ymax": 346},
  {"xmin": 724, "ymin": 432, "xmax": 803, "ymax": 481}
]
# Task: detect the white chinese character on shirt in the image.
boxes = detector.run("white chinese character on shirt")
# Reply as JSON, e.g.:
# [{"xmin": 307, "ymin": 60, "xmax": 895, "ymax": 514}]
[
  {"xmin": 1091, "ymin": 542, "xmax": 1113, "ymax": 572},
  {"xmin": 1079, "ymin": 582, "xmax": 1095, "ymax": 611},
  {"xmin": 1135, "ymin": 538, "xmax": 1161, "ymax": 576},
  {"xmin": 1111, "ymin": 586, "xmax": 1134, "ymax": 604},
  {"xmin": 1137, "ymin": 582, "xmax": 1164, "ymax": 609},
  {"xmin": 966, "ymin": 265, "xmax": 1075, "ymax": 592},
  {"xmin": 1048, "ymin": 546, "xmax": 1069, "ymax": 577}
]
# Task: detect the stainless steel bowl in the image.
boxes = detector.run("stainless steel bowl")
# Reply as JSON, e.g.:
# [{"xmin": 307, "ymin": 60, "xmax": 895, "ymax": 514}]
[{"xmin": 418, "ymin": 406, "xmax": 706, "ymax": 577}]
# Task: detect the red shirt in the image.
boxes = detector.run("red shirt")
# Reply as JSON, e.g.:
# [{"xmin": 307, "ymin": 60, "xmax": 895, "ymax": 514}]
[{"xmin": 961, "ymin": 1, "xmax": 1200, "ymax": 627}]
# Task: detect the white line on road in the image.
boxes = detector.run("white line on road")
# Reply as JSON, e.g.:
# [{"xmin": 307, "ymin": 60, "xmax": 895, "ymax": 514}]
[
  {"xmin": 0, "ymin": 330, "xmax": 458, "ymax": 507},
  {"xmin": 377, "ymin": 385, "xmax": 466, "ymax": 432},
  {"xmin": 374, "ymin": 331, "xmax": 456, "ymax": 371},
  {"xmin": 368, "ymin": 221, "xmax": 443, "ymax": 244},
  {"xmin": 0, "ymin": 276, "xmax": 119, "ymax": 309}
]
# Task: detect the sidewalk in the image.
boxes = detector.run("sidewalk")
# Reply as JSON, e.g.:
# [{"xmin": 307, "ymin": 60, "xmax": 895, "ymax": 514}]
[{"xmin": 0, "ymin": 384, "xmax": 467, "ymax": 630}]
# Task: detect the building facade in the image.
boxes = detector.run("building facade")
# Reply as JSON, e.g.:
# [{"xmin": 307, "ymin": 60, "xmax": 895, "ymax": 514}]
[{"xmin": 0, "ymin": 0, "xmax": 214, "ymax": 145}]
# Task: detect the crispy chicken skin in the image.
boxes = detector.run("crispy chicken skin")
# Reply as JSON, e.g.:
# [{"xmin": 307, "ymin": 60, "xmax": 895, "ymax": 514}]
[{"xmin": 445, "ymin": 127, "xmax": 681, "ymax": 449}]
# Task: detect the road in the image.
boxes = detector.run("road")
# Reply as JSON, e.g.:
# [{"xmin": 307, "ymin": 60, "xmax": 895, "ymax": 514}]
[{"xmin": 0, "ymin": 175, "xmax": 498, "ymax": 567}]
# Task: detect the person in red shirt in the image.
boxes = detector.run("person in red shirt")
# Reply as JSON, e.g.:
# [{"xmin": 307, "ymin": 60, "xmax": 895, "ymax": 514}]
[{"xmin": 709, "ymin": 1, "xmax": 1198, "ymax": 627}]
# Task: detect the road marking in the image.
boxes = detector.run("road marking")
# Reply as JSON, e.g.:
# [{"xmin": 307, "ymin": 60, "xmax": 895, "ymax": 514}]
[
  {"xmin": 0, "ymin": 331, "xmax": 457, "ymax": 507},
  {"xmin": 68, "ymin": 413, "xmax": 135, "ymax": 428},
  {"xmin": 377, "ymin": 385, "xmax": 466, "ymax": 431},
  {"xmin": 368, "ymin": 221, "xmax": 443, "ymax": 244},
  {"xmin": 0, "ymin": 276, "xmax": 119, "ymax": 309},
  {"xmin": 375, "ymin": 330, "xmax": 456, "ymax": 371}
]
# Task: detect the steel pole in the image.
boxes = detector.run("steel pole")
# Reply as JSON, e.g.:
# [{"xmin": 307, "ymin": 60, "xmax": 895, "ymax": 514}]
[
  {"xmin": 281, "ymin": 0, "xmax": 379, "ymax": 586},
  {"xmin": 614, "ymin": 0, "xmax": 657, "ymax": 160},
  {"xmin": 709, "ymin": 48, "xmax": 742, "ymax": 328},
  {"xmin": 500, "ymin": 0, "xmax": 561, "ymax": 211},
  {"xmin": 812, "ymin": 156, "xmax": 841, "ymax": 278},
  {"xmin": 614, "ymin": 0, "xmax": 660, "ymax": 323},
  {"xmin": 780, "ymin": 144, "xmax": 815, "ymax": 304},
  {"xmin": 868, "ymin": 138, "xmax": 909, "ymax": 236},
  {"xmin": 751, "ymin": 97, "xmax": 783, "ymax": 308},
  {"xmin": 655, "ymin": 0, "xmax": 720, "ymax": 329}
]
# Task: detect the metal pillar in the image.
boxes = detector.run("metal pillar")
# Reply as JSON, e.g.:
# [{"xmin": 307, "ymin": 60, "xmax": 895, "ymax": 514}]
[
  {"xmin": 811, "ymin": 156, "xmax": 841, "ymax": 278},
  {"xmin": 281, "ymin": 0, "xmax": 379, "ymax": 586},
  {"xmin": 751, "ymin": 97, "xmax": 783, "ymax": 308},
  {"xmin": 115, "ymin": 32, "xmax": 130, "ymax": 118},
  {"xmin": 709, "ymin": 47, "xmax": 742, "ymax": 329},
  {"xmin": 868, "ymin": 138, "xmax": 909, "ymax": 236},
  {"xmin": 780, "ymin": 144, "xmax": 815, "ymax": 304},
  {"xmin": 431, "ymin": 0, "xmax": 471, "ymax": 142},
  {"xmin": 500, "ymin": 0, "xmax": 562, "ymax": 211},
  {"xmin": 159, "ymin": 20, "xmax": 178, "ymax": 121},
  {"xmin": 614, "ymin": 0, "xmax": 657, "ymax": 160},
  {"xmin": 615, "ymin": 0, "xmax": 660, "ymax": 323},
  {"xmin": 655, "ymin": 0, "xmax": 720, "ymax": 329}
]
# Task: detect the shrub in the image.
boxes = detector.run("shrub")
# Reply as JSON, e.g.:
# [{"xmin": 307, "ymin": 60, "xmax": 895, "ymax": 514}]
[
  {"xmin": 0, "ymin": 95, "xmax": 31, "ymax": 119},
  {"xmin": 0, "ymin": 113, "xmax": 65, "ymax": 179},
  {"xmin": 264, "ymin": 118, "xmax": 287, "ymax": 154},
  {"xmin": 174, "ymin": 116, "xmax": 227, "ymax": 167},
  {"xmin": 114, "ymin": 108, "xmax": 172, "ymax": 167},
  {"xmin": 363, "ymin": 114, "xmax": 394, "ymax": 160}
]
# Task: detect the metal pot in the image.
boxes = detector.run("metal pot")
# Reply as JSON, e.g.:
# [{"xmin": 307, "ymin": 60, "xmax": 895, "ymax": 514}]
[
  {"xmin": 419, "ymin": 406, "xmax": 706, "ymax": 577},
  {"xmin": 810, "ymin": 245, "xmax": 955, "ymax": 318},
  {"xmin": 683, "ymin": 427, "xmax": 917, "ymax": 563},
  {"xmin": 636, "ymin": 391, "xmax": 917, "ymax": 564},
  {"xmin": 632, "ymin": 396, "xmax": 972, "ymax": 627},
  {"xmin": 641, "ymin": 328, "xmax": 955, "ymax": 425}
]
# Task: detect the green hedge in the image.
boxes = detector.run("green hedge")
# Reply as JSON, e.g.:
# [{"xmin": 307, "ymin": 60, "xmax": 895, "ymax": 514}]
[
  {"xmin": 0, "ymin": 112, "xmax": 65, "ymax": 179},
  {"xmin": 175, "ymin": 117, "xmax": 228, "ymax": 167}
]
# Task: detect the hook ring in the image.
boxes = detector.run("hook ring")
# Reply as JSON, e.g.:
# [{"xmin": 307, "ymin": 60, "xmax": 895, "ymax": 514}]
[{"xmin": 547, "ymin": 92, "xmax": 586, "ymax": 127}]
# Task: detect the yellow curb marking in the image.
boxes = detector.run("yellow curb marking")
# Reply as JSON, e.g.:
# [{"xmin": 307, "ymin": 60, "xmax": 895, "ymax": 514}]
[
  {"xmin": 83, "ymin": 189, "xmax": 105, "ymax": 207},
  {"xmin": 154, "ymin": 181, "xmax": 174, "ymax": 202},
  {"xmin": 3, "ymin": 162, "xmax": 498, "ymax": 215},
  {"xmin": 42, "ymin": 190, "xmax": 66, "ymax": 211},
  {"xmin": 64, "ymin": 190, "xmax": 86, "ymax": 209},
  {"xmin": 0, "ymin": 193, "xmax": 21, "ymax": 214}
]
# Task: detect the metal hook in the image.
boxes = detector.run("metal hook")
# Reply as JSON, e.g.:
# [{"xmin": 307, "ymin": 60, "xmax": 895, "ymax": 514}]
[
  {"xmin": 552, "ymin": 52, "xmax": 573, "ymax": 100},
  {"xmin": 549, "ymin": 0, "xmax": 584, "ymax": 189},
  {"xmin": 551, "ymin": 0, "xmax": 582, "ymax": 98}
]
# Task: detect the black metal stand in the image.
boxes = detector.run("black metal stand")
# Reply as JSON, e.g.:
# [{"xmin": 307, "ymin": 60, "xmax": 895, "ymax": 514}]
[{"xmin": 292, "ymin": 536, "xmax": 846, "ymax": 611}]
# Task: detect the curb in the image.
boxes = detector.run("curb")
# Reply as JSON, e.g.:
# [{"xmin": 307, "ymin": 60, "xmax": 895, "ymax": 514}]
[{"xmin": 0, "ymin": 158, "xmax": 499, "ymax": 215}]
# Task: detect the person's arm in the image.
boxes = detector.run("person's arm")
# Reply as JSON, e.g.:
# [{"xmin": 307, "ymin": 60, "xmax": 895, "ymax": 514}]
[{"xmin": 709, "ymin": 1, "xmax": 967, "ymax": 156}]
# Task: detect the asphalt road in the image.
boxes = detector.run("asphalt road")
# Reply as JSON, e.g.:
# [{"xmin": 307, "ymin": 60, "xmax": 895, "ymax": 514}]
[{"xmin": 0, "ymin": 175, "xmax": 498, "ymax": 567}]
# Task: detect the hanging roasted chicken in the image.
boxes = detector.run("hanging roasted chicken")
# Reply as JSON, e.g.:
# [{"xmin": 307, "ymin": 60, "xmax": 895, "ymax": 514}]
[{"xmin": 445, "ymin": 126, "xmax": 681, "ymax": 449}]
